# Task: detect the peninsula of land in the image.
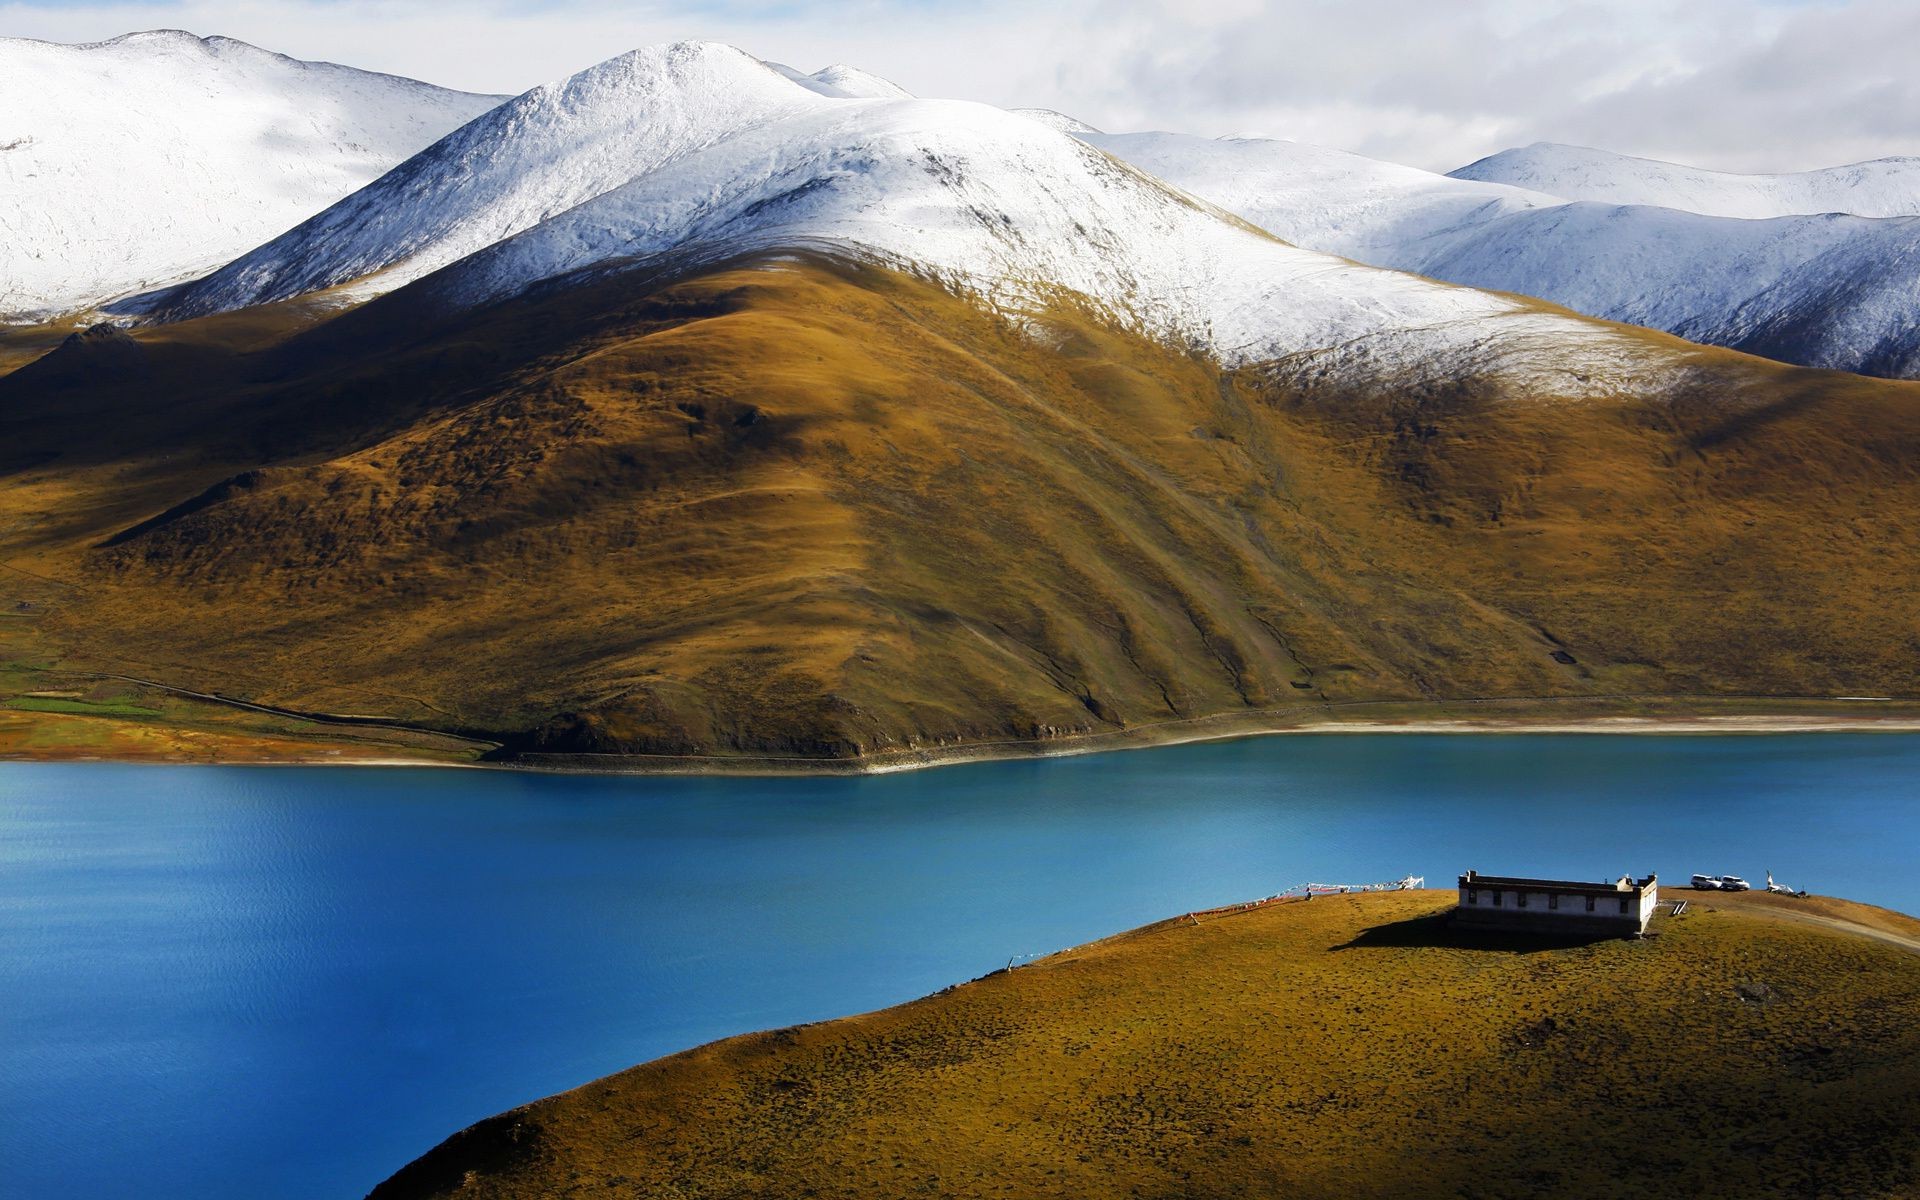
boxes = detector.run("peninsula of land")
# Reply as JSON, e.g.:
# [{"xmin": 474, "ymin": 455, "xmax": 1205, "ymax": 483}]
[{"xmin": 368, "ymin": 887, "xmax": 1920, "ymax": 1199}]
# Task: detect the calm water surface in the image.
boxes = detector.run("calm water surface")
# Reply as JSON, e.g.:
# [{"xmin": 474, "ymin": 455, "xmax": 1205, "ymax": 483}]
[{"xmin": 4, "ymin": 734, "xmax": 1918, "ymax": 1199}]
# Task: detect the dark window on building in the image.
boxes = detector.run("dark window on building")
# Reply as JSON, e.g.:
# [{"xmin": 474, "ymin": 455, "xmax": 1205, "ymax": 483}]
[
  {"xmin": 1517, "ymin": 891, "xmax": 1528, "ymax": 908},
  {"xmin": 1492, "ymin": 891, "xmax": 1502, "ymax": 907},
  {"xmin": 1619, "ymin": 898, "xmax": 1630, "ymax": 914},
  {"xmin": 1468, "ymin": 890, "xmax": 1478, "ymax": 904},
  {"xmin": 1548, "ymin": 894, "xmax": 1560, "ymax": 910},
  {"xmin": 1586, "ymin": 896, "xmax": 1595, "ymax": 912}
]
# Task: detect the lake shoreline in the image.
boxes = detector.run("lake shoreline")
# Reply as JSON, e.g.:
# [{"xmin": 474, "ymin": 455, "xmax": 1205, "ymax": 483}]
[{"xmin": 8, "ymin": 699, "xmax": 1920, "ymax": 776}]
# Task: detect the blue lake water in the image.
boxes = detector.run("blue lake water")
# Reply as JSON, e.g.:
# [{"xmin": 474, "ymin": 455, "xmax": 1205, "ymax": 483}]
[{"xmin": 4, "ymin": 734, "xmax": 1919, "ymax": 1199}]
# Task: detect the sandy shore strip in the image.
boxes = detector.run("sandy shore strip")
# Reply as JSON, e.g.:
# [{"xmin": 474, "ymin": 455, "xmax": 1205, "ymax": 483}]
[
  {"xmin": 495, "ymin": 705, "xmax": 1920, "ymax": 777},
  {"xmin": 7, "ymin": 701, "xmax": 1920, "ymax": 777}
]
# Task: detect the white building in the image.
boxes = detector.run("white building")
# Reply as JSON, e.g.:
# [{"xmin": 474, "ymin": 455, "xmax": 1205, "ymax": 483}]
[{"xmin": 1455, "ymin": 870, "xmax": 1659, "ymax": 937}]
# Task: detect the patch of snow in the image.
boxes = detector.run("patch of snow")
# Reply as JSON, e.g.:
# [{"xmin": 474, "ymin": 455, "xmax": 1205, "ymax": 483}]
[
  {"xmin": 806, "ymin": 64, "xmax": 913, "ymax": 100},
  {"xmin": 1011, "ymin": 108, "xmax": 1103, "ymax": 135}
]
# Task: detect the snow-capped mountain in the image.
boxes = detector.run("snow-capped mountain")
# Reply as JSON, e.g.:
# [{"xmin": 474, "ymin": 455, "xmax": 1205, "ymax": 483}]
[
  {"xmin": 1452, "ymin": 142, "xmax": 1920, "ymax": 219},
  {"xmin": 146, "ymin": 44, "xmax": 830, "ymax": 319},
  {"xmin": 0, "ymin": 30, "xmax": 502, "ymax": 321},
  {"xmin": 1090, "ymin": 131, "xmax": 1920, "ymax": 378},
  {"xmin": 149, "ymin": 42, "xmax": 1658, "ymax": 393}
]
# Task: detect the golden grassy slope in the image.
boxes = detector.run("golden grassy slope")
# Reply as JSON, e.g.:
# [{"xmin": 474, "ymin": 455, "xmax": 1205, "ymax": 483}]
[
  {"xmin": 367, "ymin": 890, "xmax": 1920, "ymax": 1200},
  {"xmin": 2, "ymin": 253, "xmax": 1919, "ymax": 761}
]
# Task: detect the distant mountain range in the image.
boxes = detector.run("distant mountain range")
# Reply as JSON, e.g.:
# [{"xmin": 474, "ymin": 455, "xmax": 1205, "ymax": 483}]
[
  {"xmin": 1451, "ymin": 141, "xmax": 1920, "ymax": 218},
  {"xmin": 2, "ymin": 33, "xmax": 1918, "ymax": 765},
  {"xmin": 1081, "ymin": 131, "xmax": 1920, "ymax": 380}
]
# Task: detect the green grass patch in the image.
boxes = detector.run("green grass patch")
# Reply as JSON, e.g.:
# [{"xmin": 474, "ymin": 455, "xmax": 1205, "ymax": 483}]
[{"xmin": 6, "ymin": 696, "xmax": 162, "ymax": 718}]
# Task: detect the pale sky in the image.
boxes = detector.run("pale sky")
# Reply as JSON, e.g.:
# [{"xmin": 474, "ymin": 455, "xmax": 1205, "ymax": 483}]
[{"xmin": 4, "ymin": 0, "xmax": 1915, "ymax": 173}]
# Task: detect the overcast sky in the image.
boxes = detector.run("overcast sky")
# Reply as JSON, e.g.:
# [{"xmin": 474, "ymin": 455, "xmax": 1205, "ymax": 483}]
[{"xmin": 4, "ymin": 0, "xmax": 1914, "ymax": 173}]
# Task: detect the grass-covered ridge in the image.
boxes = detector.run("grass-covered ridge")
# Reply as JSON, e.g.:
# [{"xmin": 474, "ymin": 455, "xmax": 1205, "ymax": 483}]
[
  {"xmin": 2, "ymin": 252, "xmax": 1920, "ymax": 765},
  {"xmin": 368, "ymin": 890, "xmax": 1920, "ymax": 1200}
]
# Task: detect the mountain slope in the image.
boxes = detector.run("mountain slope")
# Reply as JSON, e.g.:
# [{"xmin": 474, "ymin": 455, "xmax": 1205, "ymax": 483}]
[
  {"xmin": 0, "ymin": 30, "xmax": 502, "ymax": 320},
  {"xmin": 1415, "ymin": 204, "xmax": 1920, "ymax": 379},
  {"xmin": 1452, "ymin": 142, "xmax": 1920, "ymax": 219},
  {"xmin": 4, "ymin": 254, "xmax": 1919, "ymax": 762},
  {"xmin": 1089, "ymin": 131, "xmax": 1920, "ymax": 379}
]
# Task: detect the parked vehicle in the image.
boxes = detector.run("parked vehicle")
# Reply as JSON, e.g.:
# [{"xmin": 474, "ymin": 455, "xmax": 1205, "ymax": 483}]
[
  {"xmin": 1718, "ymin": 875, "xmax": 1752, "ymax": 891},
  {"xmin": 1691, "ymin": 874, "xmax": 1723, "ymax": 890}
]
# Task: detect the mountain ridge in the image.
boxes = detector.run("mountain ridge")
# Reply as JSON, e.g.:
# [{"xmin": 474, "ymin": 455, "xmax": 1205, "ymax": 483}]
[{"xmin": 1451, "ymin": 140, "xmax": 1920, "ymax": 219}]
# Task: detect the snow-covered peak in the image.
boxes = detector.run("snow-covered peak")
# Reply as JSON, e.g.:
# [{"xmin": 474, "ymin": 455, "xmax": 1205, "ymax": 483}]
[
  {"xmin": 1450, "ymin": 142, "xmax": 1920, "ymax": 219},
  {"xmin": 0, "ymin": 29, "xmax": 502, "ymax": 321},
  {"xmin": 149, "ymin": 40, "xmax": 841, "ymax": 318},
  {"xmin": 767, "ymin": 60, "xmax": 911, "ymax": 99}
]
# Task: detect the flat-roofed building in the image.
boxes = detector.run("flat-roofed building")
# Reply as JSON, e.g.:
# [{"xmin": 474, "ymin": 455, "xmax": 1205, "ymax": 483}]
[{"xmin": 1455, "ymin": 870, "xmax": 1659, "ymax": 937}]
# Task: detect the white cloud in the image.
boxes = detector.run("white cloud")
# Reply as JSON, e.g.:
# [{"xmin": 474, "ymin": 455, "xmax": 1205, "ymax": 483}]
[{"xmin": 3, "ymin": 0, "xmax": 1913, "ymax": 173}]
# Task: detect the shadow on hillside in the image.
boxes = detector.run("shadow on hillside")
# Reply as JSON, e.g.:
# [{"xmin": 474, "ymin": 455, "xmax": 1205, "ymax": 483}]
[{"xmin": 1333, "ymin": 911, "xmax": 1618, "ymax": 954}]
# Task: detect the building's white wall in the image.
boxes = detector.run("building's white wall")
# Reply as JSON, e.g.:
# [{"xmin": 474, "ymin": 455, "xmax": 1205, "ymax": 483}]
[{"xmin": 1457, "ymin": 883, "xmax": 1654, "ymax": 928}]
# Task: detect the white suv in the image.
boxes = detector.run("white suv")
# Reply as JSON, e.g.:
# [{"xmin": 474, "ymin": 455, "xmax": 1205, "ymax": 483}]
[
  {"xmin": 1691, "ymin": 874, "xmax": 1723, "ymax": 890},
  {"xmin": 1718, "ymin": 875, "xmax": 1752, "ymax": 892}
]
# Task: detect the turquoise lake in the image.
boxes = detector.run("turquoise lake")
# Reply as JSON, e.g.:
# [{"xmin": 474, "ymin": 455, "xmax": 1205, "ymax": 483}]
[{"xmin": 4, "ymin": 734, "xmax": 1919, "ymax": 1199}]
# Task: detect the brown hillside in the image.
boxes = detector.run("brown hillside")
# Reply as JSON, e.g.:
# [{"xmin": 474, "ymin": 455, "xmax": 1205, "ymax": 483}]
[
  {"xmin": 367, "ymin": 889, "xmax": 1920, "ymax": 1200},
  {"xmin": 2, "ymin": 253, "xmax": 1919, "ymax": 761}
]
